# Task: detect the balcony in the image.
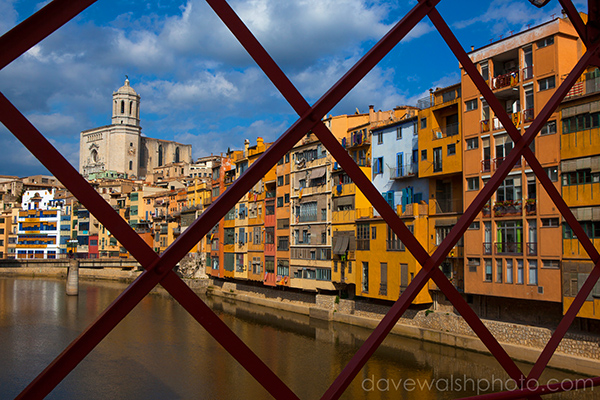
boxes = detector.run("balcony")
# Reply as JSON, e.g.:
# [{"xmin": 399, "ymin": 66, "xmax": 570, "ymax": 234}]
[
  {"xmin": 522, "ymin": 108, "xmax": 534, "ymax": 123},
  {"xmin": 431, "ymin": 198, "xmax": 462, "ymax": 214},
  {"xmin": 481, "ymin": 159, "xmax": 491, "ymax": 173},
  {"xmin": 526, "ymin": 242, "xmax": 537, "ymax": 256},
  {"xmin": 492, "ymin": 113, "xmax": 520, "ymax": 131},
  {"xmin": 522, "ymin": 66, "xmax": 533, "ymax": 81},
  {"xmin": 492, "ymin": 71, "xmax": 519, "ymax": 90},
  {"xmin": 493, "ymin": 156, "xmax": 521, "ymax": 171},
  {"xmin": 493, "ymin": 200, "xmax": 522, "ymax": 217},
  {"xmin": 495, "ymin": 242, "xmax": 523, "ymax": 255},
  {"xmin": 432, "ymin": 122, "xmax": 459, "ymax": 139},
  {"xmin": 265, "ymin": 190, "xmax": 276, "ymax": 199},
  {"xmin": 483, "ymin": 242, "xmax": 493, "ymax": 255},
  {"xmin": 564, "ymin": 74, "xmax": 600, "ymax": 100},
  {"xmin": 390, "ymin": 163, "xmax": 417, "ymax": 179},
  {"xmin": 525, "ymin": 199, "xmax": 536, "ymax": 215}
]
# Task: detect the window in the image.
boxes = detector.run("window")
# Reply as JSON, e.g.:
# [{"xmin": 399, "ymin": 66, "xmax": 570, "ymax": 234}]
[
  {"xmin": 447, "ymin": 143, "xmax": 456, "ymax": 156},
  {"xmin": 373, "ymin": 157, "xmax": 384, "ymax": 175},
  {"xmin": 540, "ymin": 120, "xmax": 556, "ymax": 135},
  {"xmin": 420, "ymin": 118, "xmax": 427, "ymax": 129},
  {"xmin": 562, "ymin": 169, "xmax": 598, "ymax": 186},
  {"xmin": 421, "ymin": 149, "xmax": 427, "ymax": 160},
  {"xmin": 496, "ymin": 259, "xmax": 503, "ymax": 283},
  {"xmin": 433, "ymin": 147, "xmax": 442, "ymax": 172},
  {"xmin": 544, "ymin": 166, "xmax": 558, "ymax": 182},
  {"xmin": 537, "ymin": 36, "xmax": 554, "ymax": 48},
  {"xmin": 469, "ymin": 221, "xmax": 480, "ymax": 230},
  {"xmin": 253, "ymin": 227, "xmax": 261, "ymax": 244},
  {"xmin": 541, "ymin": 218, "xmax": 559, "ymax": 227},
  {"xmin": 371, "ymin": 226, "xmax": 376, "ymax": 240},
  {"xmin": 396, "ymin": 126, "xmax": 402, "ymax": 140},
  {"xmin": 357, "ymin": 223, "xmax": 370, "ymax": 250},
  {"xmin": 542, "ymin": 260, "xmax": 560, "ymax": 269},
  {"xmin": 538, "ymin": 76, "xmax": 555, "ymax": 91},
  {"xmin": 284, "ymin": 193, "xmax": 290, "ymax": 203},
  {"xmin": 377, "ymin": 131, "xmax": 383, "ymax": 144},
  {"xmin": 484, "ymin": 259, "xmax": 492, "ymax": 282},
  {"xmin": 277, "ymin": 236, "xmax": 289, "ymax": 251},
  {"xmin": 277, "ymin": 197, "xmax": 284, "ymax": 207},
  {"xmin": 506, "ymin": 259, "xmax": 513, "ymax": 284},
  {"xmin": 298, "ymin": 201, "xmax": 317, "ymax": 222},
  {"xmin": 528, "ymin": 260, "xmax": 538, "ymax": 285},
  {"xmin": 265, "ymin": 227, "xmax": 274, "ymax": 244},
  {"xmin": 362, "ymin": 262, "xmax": 369, "ymax": 292},
  {"xmin": 467, "ymin": 177, "xmax": 479, "ymax": 191},
  {"xmin": 277, "ymin": 176, "xmax": 284, "ymax": 186},
  {"xmin": 466, "ymin": 137, "xmax": 478, "ymax": 150},
  {"xmin": 387, "ymin": 225, "xmax": 404, "ymax": 251},
  {"xmin": 465, "ymin": 99, "xmax": 478, "ymax": 111},
  {"xmin": 480, "ymin": 61, "xmax": 489, "ymax": 81}
]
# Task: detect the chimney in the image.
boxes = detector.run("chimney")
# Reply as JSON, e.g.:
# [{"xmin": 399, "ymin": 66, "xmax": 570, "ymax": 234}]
[
  {"xmin": 471, "ymin": 45, "xmax": 474, "ymax": 51},
  {"xmin": 244, "ymin": 139, "xmax": 250, "ymax": 157}
]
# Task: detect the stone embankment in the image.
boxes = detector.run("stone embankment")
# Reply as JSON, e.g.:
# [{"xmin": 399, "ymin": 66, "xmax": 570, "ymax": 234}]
[{"xmin": 1, "ymin": 265, "xmax": 599, "ymax": 376}]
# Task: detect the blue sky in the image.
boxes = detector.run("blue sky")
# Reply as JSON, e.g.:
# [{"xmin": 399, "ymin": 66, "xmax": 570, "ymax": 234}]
[{"xmin": 0, "ymin": 0, "xmax": 586, "ymax": 177}]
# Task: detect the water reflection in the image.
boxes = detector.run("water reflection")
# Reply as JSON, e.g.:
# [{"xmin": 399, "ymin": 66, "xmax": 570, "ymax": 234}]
[{"xmin": 0, "ymin": 278, "xmax": 594, "ymax": 399}]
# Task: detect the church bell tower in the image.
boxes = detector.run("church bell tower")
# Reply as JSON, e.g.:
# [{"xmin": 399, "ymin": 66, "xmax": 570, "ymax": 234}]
[{"xmin": 112, "ymin": 78, "xmax": 141, "ymax": 126}]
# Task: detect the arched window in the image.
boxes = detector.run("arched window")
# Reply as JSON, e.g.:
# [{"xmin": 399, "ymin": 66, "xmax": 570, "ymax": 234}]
[
  {"xmin": 129, "ymin": 160, "xmax": 133, "ymax": 170},
  {"xmin": 175, "ymin": 147, "xmax": 180, "ymax": 163},
  {"xmin": 121, "ymin": 101, "xmax": 125, "ymax": 114},
  {"xmin": 158, "ymin": 145, "xmax": 163, "ymax": 166},
  {"xmin": 129, "ymin": 101, "xmax": 133, "ymax": 115},
  {"xmin": 91, "ymin": 149, "xmax": 98, "ymax": 163}
]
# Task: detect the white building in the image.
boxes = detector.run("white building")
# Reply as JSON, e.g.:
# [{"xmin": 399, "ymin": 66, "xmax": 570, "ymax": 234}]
[
  {"xmin": 17, "ymin": 189, "xmax": 71, "ymax": 259},
  {"xmin": 80, "ymin": 79, "xmax": 192, "ymax": 180}
]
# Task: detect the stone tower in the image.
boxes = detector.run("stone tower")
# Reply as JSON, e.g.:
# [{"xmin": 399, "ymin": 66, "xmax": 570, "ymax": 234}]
[{"xmin": 112, "ymin": 78, "xmax": 140, "ymax": 126}]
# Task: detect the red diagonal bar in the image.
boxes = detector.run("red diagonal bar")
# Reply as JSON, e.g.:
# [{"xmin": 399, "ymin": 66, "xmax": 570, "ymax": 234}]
[{"xmin": 0, "ymin": 0, "xmax": 97, "ymax": 70}]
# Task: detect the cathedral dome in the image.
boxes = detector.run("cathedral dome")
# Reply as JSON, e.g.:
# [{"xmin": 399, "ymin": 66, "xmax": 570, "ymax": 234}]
[{"xmin": 115, "ymin": 78, "xmax": 137, "ymax": 95}]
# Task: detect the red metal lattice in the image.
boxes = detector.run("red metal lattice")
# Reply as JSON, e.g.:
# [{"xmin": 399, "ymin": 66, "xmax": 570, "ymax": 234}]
[{"xmin": 0, "ymin": 0, "xmax": 599, "ymax": 399}]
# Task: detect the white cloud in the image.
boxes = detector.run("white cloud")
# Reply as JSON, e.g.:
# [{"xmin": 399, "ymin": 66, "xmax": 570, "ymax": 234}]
[{"xmin": 0, "ymin": 0, "xmax": 18, "ymax": 36}]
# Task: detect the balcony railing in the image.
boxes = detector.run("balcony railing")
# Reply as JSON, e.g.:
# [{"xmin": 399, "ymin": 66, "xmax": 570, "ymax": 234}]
[
  {"xmin": 564, "ymin": 75, "xmax": 600, "ymax": 99},
  {"xmin": 494, "ymin": 156, "xmax": 521, "ymax": 170},
  {"xmin": 432, "ymin": 198, "xmax": 462, "ymax": 214},
  {"xmin": 481, "ymin": 159, "xmax": 491, "ymax": 173},
  {"xmin": 483, "ymin": 242, "xmax": 492, "ymax": 255},
  {"xmin": 493, "ymin": 200, "xmax": 522, "ymax": 217},
  {"xmin": 525, "ymin": 200, "xmax": 536, "ymax": 215},
  {"xmin": 526, "ymin": 242, "xmax": 537, "ymax": 256},
  {"xmin": 390, "ymin": 163, "xmax": 417, "ymax": 179},
  {"xmin": 492, "ymin": 70, "xmax": 519, "ymax": 90},
  {"xmin": 432, "ymin": 122, "xmax": 459, "ymax": 139},
  {"xmin": 495, "ymin": 241, "xmax": 523, "ymax": 255}
]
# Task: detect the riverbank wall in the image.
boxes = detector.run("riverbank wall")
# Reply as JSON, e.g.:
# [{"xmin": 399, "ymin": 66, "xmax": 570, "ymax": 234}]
[{"xmin": 1, "ymin": 265, "xmax": 599, "ymax": 377}]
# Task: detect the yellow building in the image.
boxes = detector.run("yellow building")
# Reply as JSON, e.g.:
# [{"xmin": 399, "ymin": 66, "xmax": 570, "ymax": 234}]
[
  {"xmin": 417, "ymin": 83, "xmax": 465, "ymax": 294},
  {"xmin": 559, "ymin": 67, "xmax": 600, "ymax": 320}
]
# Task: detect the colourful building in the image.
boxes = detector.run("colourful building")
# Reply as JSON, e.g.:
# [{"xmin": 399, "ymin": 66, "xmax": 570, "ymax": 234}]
[
  {"xmin": 418, "ymin": 84, "xmax": 465, "ymax": 294},
  {"xmin": 461, "ymin": 16, "xmax": 582, "ymax": 307},
  {"xmin": 16, "ymin": 189, "xmax": 71, "ymax": 259},
  {"xmin": 559, "ymin": 66, "xmax": 600, "ymax": 320}
]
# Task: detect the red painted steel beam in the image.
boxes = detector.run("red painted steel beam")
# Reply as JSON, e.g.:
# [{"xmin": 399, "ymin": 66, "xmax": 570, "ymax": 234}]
[
  {"xmin": 455, "ymin": 376, "xmax": 600, "ymax": 400},
  {"xmin": 0, "ymin": 0, "xmax": 98, "ymax": 70}
]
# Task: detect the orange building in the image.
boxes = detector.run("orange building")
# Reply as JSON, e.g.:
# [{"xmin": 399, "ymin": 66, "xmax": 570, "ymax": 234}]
[{"xmin": 461, "ymin": 16, "xmax": 583, "ymax": 307}]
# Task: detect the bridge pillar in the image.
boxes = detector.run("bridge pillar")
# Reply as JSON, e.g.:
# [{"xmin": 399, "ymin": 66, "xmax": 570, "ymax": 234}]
[{"xmin": 66, "ymin": 259, "xmax": 79, "ymax": 296}]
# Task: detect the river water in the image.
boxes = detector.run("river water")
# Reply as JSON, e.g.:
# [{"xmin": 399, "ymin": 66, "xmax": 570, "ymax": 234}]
[{"xmin": 0, "ymin": 277, "xmax": 594, "ymax": 399}]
